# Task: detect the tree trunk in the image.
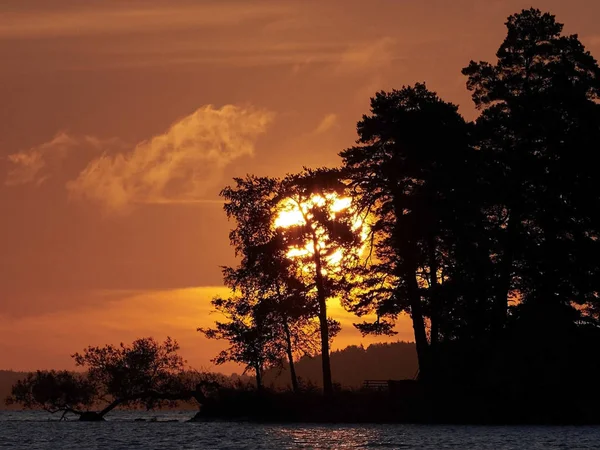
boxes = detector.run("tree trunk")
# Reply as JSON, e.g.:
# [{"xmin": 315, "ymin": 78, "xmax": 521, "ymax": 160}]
[
  {"xmin": 316, "ymin": 303, "xmax": 333, "ymax": 396},
  {"xmin": 428, "ymin": 239, "xmax": 440, "ymax": 349},
  {"xmin": 392, "ymin": 197, "xmax": 430, "ymax": 383},
  {"xmin": 312, "ymin": 237, "xmax": 333, "ymax": 396},
  {"xmin": 283, "ymin": 318, "xmax": 300, "ymax": 393},
  {"xmin": 537, "ymin": 213, "xmax": 563, "ymax": 328},
  {"xmin": 494, "ymin": 207, "xmax": 519, "ymax": 336},
  {"xmin": 98, "ymin": 398, "xmax": 124, "ymax": 418},
  {"xmin": 428, "ymin": 239, "xmax": 440, "ymax": 382},
  {"xmin": 406, "ymin": 270, "xmax": 430, "ymax": 383},
  {"xmin": 79, "ymin": 411, "xmax": 106, "ymax": 421},
  {"xmin": 255, "ymin": 364, "xmax": 263, "ymax": 391}
]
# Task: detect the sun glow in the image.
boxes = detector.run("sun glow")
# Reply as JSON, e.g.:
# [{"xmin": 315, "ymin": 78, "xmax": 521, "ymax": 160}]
[{"xmin": 273, "ymin": 194, "xmax": 368, "ymax": 268}]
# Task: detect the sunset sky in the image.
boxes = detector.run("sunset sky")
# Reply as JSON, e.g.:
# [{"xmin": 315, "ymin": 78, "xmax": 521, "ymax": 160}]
[{"xmin": 1, "ymin": 0, "xmax": 599, "ymax": 373}]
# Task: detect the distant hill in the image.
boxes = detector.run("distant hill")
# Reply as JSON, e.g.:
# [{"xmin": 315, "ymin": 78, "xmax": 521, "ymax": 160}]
[{"xmin": 265, "ymin": 341, "xmax": 418, "ymax": 389}]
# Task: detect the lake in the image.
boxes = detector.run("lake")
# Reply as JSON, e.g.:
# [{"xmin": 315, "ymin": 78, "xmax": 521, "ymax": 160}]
[{"xmin": 1, "ymin": 411, "xmax": 599, "ymax": 449}]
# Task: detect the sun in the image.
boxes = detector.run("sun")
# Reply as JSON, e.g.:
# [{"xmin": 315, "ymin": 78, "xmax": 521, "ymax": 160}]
[{"xmin": 273, "ymin": 193, "xmax": 367, "ymax": 268}]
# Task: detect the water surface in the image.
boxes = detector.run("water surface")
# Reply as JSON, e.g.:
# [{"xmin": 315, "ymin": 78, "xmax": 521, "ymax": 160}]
[{"xmin": 1, "ymin": 411, "xmax": 599, "ymax": 449}]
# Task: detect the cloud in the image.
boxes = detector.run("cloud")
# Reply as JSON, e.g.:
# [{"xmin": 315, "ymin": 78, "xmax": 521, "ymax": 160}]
[
  {"xmin": 5, "ymin": 133, "xmax": 119, "ymax": 186},
  {"xmin": 336, "ymin": 37, "xmax": 397, "ymax": 73},
  {"xmin": 0, "ymin": 3, "xmax": 293, "ymax": 39},
  {"xmin": 67, "ymin": 105, "xmax": 274, "ymax": 212},
  {"xmin": 312, "ymin": 113, "xmax": 338, "ymax": 135}
]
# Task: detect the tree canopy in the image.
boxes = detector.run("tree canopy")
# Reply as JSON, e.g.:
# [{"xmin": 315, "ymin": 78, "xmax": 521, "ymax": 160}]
[
  {"xmin": 7, "ymin": 337, "xmax": 198, "ymax": 420},
  {"xmin": 203, "ymin": 8, "xmax": 600, "ymax": 391}
]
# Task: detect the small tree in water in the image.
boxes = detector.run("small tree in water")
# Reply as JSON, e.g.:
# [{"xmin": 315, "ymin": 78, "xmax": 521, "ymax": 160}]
[
  {"xmin": 7, "ymin": 371, "xmax": 95, "ymax": 420},
  {"xmin": 6, "ymin": 337, "xmax": 191, "ymax": 421}
]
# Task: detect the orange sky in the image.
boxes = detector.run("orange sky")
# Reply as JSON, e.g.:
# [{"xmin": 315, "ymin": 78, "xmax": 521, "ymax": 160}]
[{"xmin": 1, "ymin": 0, "xmax": 599, "ymax": 372}]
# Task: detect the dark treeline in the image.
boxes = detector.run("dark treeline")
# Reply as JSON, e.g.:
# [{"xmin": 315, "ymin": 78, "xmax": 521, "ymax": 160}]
[
  {"xmin": 339, "ymin": 7, "xmax": 600, "ymax": 389},
  {"xmin": 198, "ymin": 8, "xmax": 600, "ymax": 421},
  {"xmin": 0, "ymin": 342, "xmax": 415, "ymax": 407},
  {"xmin": 2, "ymin": 340, "xmax": 417, "ymax": 421},
  {"xmin": 6, "ymin": 8, "xmax": 600, "ymax": 424}
]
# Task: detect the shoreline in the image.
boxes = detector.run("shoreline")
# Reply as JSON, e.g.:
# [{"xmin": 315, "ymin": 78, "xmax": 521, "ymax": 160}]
[{"xmin": 3, "ymin": 408, "xmax": 600, "ymax": 426}]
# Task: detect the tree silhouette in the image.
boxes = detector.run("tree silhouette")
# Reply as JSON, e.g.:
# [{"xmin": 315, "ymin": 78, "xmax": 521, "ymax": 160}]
[
  {"xmin": 10, "ymin": 4, "xmax": 600, "ymax": 424},
  {"xmin": 210, "ymin": 175, "xmax": 336, "ymax": 392},
  {"xmin": 72, "ymin": 337, "xmax": 188, "ymax": 418},
  {"xmin": 276, "ymin": 168, "xmax": 361, "ymax": 395},
  {"xmin": 6, "ymin": 371, "xmax": 95, "ymax": 420},
  {"xmin": 463, "ymin": 8, "xmax": 600, "ymax": 335},
  {"xmin": 194, "ymin": 8, "xmax": 600, "ymax": 413},
  {"xmin": 340, "ymin": 83, "xmax": 474, "ymax": 381},
  {"xmin": 7, "ymin": 337, "xmax": 193, "ymax": 420},
  {"xmin": 199, "ymin": 295, "xmax": 281, "ymax": 390}
]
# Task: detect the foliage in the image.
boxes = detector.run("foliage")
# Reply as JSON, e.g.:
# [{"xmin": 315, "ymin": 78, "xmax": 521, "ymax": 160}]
[
  {"xmin": 335, "ymin": 8, "xmax": 600, "ymax": 383},
  {"xmin": 72, "ymin": 337, "xmax": 187, "ymax": 410},
  {"xmin": 339, "ymin": 83, "xmax": 476, "ymax": 380},
  {"xmin": 196, "ymin": 8, "xmax": 600, "ymax": 394},
  {"xmin": 6, "ymin": 370, "xmax": 95, "ymax": 416},
  {"xmin": 201, "ymin": 175, "xmax": 332, "ymax": 391},
  {"xmin": 462, "ymin": 7, "xmax": 600, "ymax": 332},
  {"xmin": 198, "ymin": 295, "xmax": 282, "ymax": 388},
  {"xmin": 276, "ymin": 168, "xmax": 362, "ymax": 394},
  {"xmin": 203, "ymin": 171, "xmax": 357, "ymax": 395},
  {"xmin": 7, "ymin": 337, "xmax": 190, "ymax": 419}
]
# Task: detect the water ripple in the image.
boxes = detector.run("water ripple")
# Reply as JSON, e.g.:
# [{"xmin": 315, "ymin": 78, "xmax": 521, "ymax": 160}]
[{"xmin": 1, "ymin": 411, "xmax": 599, "ymax": 449}]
